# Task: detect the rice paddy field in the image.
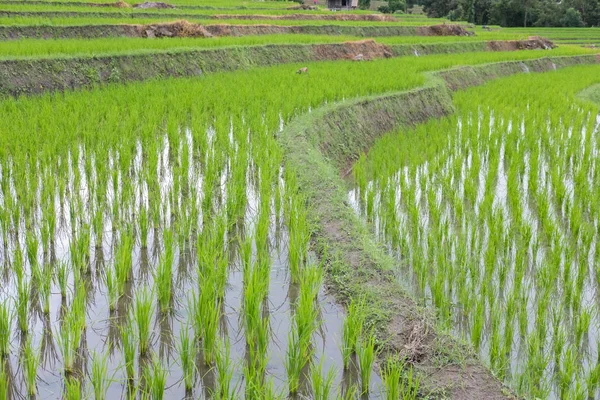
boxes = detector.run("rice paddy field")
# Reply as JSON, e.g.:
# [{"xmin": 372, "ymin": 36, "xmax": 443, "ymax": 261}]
[{"xmin": 0, "ymin": 0, "xmax": 600, "ymax": 399}]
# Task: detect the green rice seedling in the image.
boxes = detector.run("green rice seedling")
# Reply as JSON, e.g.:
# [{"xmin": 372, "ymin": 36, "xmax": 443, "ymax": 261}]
[
  {"xmin": 357, "ymin": 333, "xmax": 377, "ymax": 395},
  {"xmin": 0, "ymin": 300, "xmax": 11, "ymax": 357},
  {"xmin": 91, "ymin": 351, "xmax": 111, "ymax": 400},
  {"xmin": 39, "ymin": 264, "xmax": 53, "ymax": 315},
  {"xmin": 139, "ymin": 206, "xmax": 149, "ymax": 248},
  {"xmin": 115, "ymin": 232, "xmax": 134, "ymax": 290},
  {"xmin": 105, "ymin": 265, "xmax": 119, "ymax": 312},
  {"xmin": 575, "ymin": 307, "xmax": 591, "ymax": 347},
  {"xmin": 132, "ymin": 287, "xmax": 154, "ymax": 355},
  {"xmin": 22, "ymin": 336, "xmax": 40, "ymax": 396},
  {"xmin": 202, "ymin": 298, "xmax": 221, "ymax": 365},
  {"xmin": 154, "ymin": 253, "xmax": 173, "ymax": 311},
  {"xmin": 285, "ymin": 328, "xmax": 306, "ymax": 395},
  {"xmin": 16, "ymin": 279, "xmax": 30, "ymax": 333},
  {"xmin": 311, "ymin": 359, "xmax": 336, "ymax": 400},
  {"xmin": 296, "ymin": 272, "xmax": 321, "ymax": 353},
  {"xmin": 341, "ymin": 298, "xmax": 364, "ymax": 369},
  {"xmin": 121, "ymin": 322, "xmax": 136, "ymax": 381},
  {"xmin": 56, "ymin": 261, "xmax": 69, "ymax": 299},
  {"xmin": 177, "ymin": 326, "xmax": 196, "ymax": 392},
  {"xmin": 215, "ymin": 338, "xmax": 235, "ymax": 400},
  {"xmin": 382, "ymin": 357, "xmax": 403, "ymax": 400},
  {"xmin": 144, "ymin": 356, "xmax": 167, "ymax": 400},
  {"xmin": 64, "ymin": 377, "xmax": 81, "ymax": 400},
  {"xmin": 57, "ymin": 310, "xmax": 84, "ymax": 374},
  {"xmin": 0, "ymin": 365, "xmax": 7, "ymax": 400}
]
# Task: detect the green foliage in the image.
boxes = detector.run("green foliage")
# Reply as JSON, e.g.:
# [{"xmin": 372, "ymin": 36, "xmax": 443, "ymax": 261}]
[
  {"xmin": 357, "ymin": 65, "xmax": 600, "ymax": 398},
  {"xmin": 378, "ymin": 0, "xmax": 406, "ymax": 14}
]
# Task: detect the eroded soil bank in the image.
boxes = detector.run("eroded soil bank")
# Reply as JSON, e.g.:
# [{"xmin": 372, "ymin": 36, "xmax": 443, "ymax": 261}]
[
  {"xmin": 0, "ymin": 21, "xmax": 472, "ymax": 40},
  {"xmin": 0, "ymin": 38, "xmax": 555, "ymax": 97},
  {"xmin": 278, "ymin": 54, "xmax": 600, "ymax": 400}
]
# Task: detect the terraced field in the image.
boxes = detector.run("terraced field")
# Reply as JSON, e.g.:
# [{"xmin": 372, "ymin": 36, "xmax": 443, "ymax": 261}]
[{"xmin": 0, "ymin": 0, "xmax": 599, "ymax": 399}]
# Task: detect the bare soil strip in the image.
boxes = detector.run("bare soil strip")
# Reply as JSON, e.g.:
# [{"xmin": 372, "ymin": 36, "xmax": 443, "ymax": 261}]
[
  {"xmin": 277, "ymin": 54, "xmax": 599, "ymax": 400},
  {"xmin": 0, "ymin": 22, "xmax": 472, "ymax": 40}
]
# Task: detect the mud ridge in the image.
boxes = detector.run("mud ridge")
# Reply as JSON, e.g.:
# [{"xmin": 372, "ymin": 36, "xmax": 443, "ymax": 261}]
[
  {"xmin": 0, "ymin": 39, "xmax": 561, "ymax": 97},
  {"xmin": 0, "ymin": 9, "xmax": 398, "ymax": 21},
  {"xmin": 0, "ymin": 38, "xmax": 564, "ymax": 97},
  {"xmin": 277, "ymin": 54, "xmax": 599, "ymax": 400},
  {"xmin": 0, "ymin": 40, "xmax": 394, "ymax": 97},
  {"xmin": 0, "ymin": 22, "xmax": 473, "ymax": 40}
]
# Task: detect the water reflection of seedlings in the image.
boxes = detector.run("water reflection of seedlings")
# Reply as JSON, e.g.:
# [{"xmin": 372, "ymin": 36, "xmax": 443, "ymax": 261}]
[
  {"xmin": 23, "ymin": 335, "xmax": 41, "ymax": 396},
  {"xmin": 121, "ymin": 322, "xmax": 136, "ymax": 382},
  {"xmin": 157, "ymin": 310, "xmax": 174, "ymax": 361},
  {"xmin": 0, "ymin": 300, "xmax": 10, "ymax": 357},
  {"xmin": 16, "ymin": 279, "xmax": 30, "ymax": 333},
  {"xmin": 40, "ymin": 313, "xmax": 58, "ymax": 368},
  {"xmin": 196, "ymin": 347, "xmax": 216, "ymax": 399},
  {"xmin": 340, "ymin": 354, "xmax": 360, "ymax": 398}
]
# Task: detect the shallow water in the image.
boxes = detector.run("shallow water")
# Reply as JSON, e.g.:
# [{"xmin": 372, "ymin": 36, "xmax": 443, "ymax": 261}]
[
  {"xmin": 349, "ymin": 110, "xmax": 600, "ymax": 399},
  {"xmin": 0, "ymin": 126, "xmax": 382, "ymax": 399}
]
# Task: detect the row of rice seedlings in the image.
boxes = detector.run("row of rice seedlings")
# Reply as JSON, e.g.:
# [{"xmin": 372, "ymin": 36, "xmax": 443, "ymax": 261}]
[{"xmin": 352, "ymin": 66, "xmax": 600, "ymax": 398}]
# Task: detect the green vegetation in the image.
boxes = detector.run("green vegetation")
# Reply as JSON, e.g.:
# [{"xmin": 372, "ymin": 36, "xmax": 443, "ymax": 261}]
[
  {"xmin": 353, "ymin": 65, "xmax": 600, "ymax": 397},
  {"xmin": 1, "ymin": 1, "xmax": 599, "ymax": 396}
]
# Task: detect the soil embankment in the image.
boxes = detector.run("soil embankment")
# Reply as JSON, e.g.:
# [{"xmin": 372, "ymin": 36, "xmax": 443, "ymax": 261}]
[
  {"xmin": 277, "ymin": 54, "xmax": 600, "ymax": 400},
  {"xmin": 0, "ymin": 38, "xmax": 558, "ymax": 97},
  {"xmin": 0, "ymin": 40, "xmax": 393, "ymax": 96},
  {"xmin": 0, "ymin": 22, "xmax": 471, "ymax": 40}
]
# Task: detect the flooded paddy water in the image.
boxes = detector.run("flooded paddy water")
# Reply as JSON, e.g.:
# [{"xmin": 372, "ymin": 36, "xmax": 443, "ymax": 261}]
[
  {"xmin": 349, "ymin": 68, "xmax": 600, "ymax": 399},
  {"xmin": 0, "ymin": 123, "xmax": 382, "ymax": 399}
]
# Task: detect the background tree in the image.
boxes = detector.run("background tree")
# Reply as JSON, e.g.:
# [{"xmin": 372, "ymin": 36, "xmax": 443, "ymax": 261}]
[
  {"xmin": 358, "ymin": 0, "xmax": 370, "ymax": 9},
  {"xmin": 378, "ymin": 0, "xmax": 406, "ymax": 13}
]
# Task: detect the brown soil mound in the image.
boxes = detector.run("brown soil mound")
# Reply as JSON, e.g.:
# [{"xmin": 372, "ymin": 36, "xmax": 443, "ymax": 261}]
[
  {"xmin": 86, "ymin": 0, "xmax": 130, "ymax": 7},
  {"xmin": 112, "ymin": 1, "xmax": 131, "ymax": 7},
  {"xmin": 314, "ymin": 39, "xmax": 393, "ymax": 61},
  {"xmin": 213, "ymin": 13, "xmax": 396, "ymax": 21},
  {"xmin": 487, "ymin": 38, "xmax": 555, "ymax": 51},
  {"xmin": 137, "ymin": 20, "xmax": 212, "ymax": 38},
  {"xmin": 416, "ymin": 24, "xmax": 472, "ymax": 36},
  {"xmin": 205, "ymin": 24, "xmax": 288, "ymax": 36},
  {"xmin": 133, "ymin": 1, "xmax": 174, "ymax": 8},
  {"xmin": 287, "ymin": 4, "xmax": 318, "ymax": 10}
]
